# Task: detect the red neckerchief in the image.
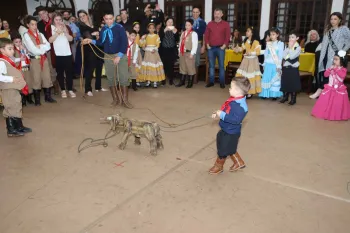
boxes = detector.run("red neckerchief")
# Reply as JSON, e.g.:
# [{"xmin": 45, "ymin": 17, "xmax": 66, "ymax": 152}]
[
  {"xmin": 220, "ymin": 96, "xmax": 245, "ymax": 114},
  {"xmin": 44, "ymin": 18, "xmax": 52, "ymax": 33},
  {"xmin": 14, "ymin": 47, "xmax": 30, "ymax": 69},
  {"xmin": 180, "ymin": 29, "xmax": 192, "ymax": 56},
  {"xmin": 127, "ymin": 40, "xmax": 134, "ymax": 67},
  {"xmin": 27, "ymin": 29, "xmax": 46, "ymax": 70},
  {"xmin": 0, "ymin": 54, "xmax": 29, "ymax": 95}
]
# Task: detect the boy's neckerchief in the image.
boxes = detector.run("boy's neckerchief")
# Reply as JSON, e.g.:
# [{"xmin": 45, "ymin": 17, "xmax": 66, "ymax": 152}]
[
  {"xmin": 127, "ymin": 40, "xmax": 134, "ymax": 66},
  {"xmin": 0, "ymin": 54, "xmax": 29, "ymax": 95},
  {"xmin": 180, "ymin": 29, "xmax": 192, "ymax": 55},
  {"xmin": 27, "ymin": 29, "xmax": 46, "ymax": 70},
  {"xmin": 101, "ymin": 23, "xmax": 116, "ymax": 43},
  {"xmin": 285, "ymin": 42, "xmax": 299, "ymax": 60},
  {"xmin": 221, "ymin": 96, "xmax": 245, "ymax": 114}
]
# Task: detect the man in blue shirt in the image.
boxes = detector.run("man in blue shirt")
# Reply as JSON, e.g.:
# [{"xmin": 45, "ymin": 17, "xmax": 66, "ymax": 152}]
[
  {"xmin": 83, "ymin": 12, "xmax": 132, "ymax": 108},
  {"xmin": 191, "ymin": 7, "xmax": 206, "ymax": 83}
]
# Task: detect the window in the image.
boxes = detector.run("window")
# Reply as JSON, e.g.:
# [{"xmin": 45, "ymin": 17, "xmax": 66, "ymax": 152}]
[
  {"xmin": 164, "ymin": 0, "xmax": 204, "ymax": 29},
  {"xmin": 343, "ymin": 0, "xmax": 350, "ymax": 27},
  {"xmin": 34, "ymin": 0, "xmax": 75, "ymax": 14},
  {"xmin": 270, "ymin": 0, "xmax": 333, "ymax": 40},
  {"xmin": 213, "ymin": 0, "xmax": 262, "ymax": 32},
  {"xmin": 227, "ymin": 4, "xmax": 234, "ymax": 29},
  {"xmin": 185, "ymin": 5, "xmax": 193, "ymax": 19},
  {"xmin": 89, "ymin": 0, "xmax": 113, "ymax": 27}
]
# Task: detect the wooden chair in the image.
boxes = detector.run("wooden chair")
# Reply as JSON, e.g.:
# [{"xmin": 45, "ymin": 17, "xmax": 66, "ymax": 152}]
[
  {"xmin": 225, "ymin": 61, "xmax": 241, "ymax": 82},
  {"xmin": 205, "ymin": 56, "xmax": 231, "ymax": 85},
  {"xmin": 299, "ymin": 71, "xmax": 314, "ymax": 94}
]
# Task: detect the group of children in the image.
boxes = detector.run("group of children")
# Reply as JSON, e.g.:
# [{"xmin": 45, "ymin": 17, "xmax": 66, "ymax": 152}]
[
  {"xmin": 128, "ymin": 18, "xmax": 198, "ymax": 89},
  {"xmin": 234, "ymin": 27, "xmax": 349, "ymax": 118},
  {"xmin": 210, "ymin": 27, "xmax": 349, "ymax": 174}
]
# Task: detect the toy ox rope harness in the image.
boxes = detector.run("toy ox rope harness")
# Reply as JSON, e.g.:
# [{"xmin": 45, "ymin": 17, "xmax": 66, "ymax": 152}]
[
  {"xmin": 80, "ymin": 41, "xmax": 133, "ymax": 108},
  {"xmin": 77, "ymin": 40, "xmax": 218, "ymax": 154}
]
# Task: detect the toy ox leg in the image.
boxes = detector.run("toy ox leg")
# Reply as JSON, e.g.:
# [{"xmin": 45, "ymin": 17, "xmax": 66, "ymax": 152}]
[
  {"xmin": 118, "ymin": 120, "xmax": 132, "ymax": 150},
  {"xmin": 153, "ymin": 123, "xmax": 163, "ymax": 150},
  {"xmin": 143, "ymin": 123, "xmax": 158, "ymax": 155}
]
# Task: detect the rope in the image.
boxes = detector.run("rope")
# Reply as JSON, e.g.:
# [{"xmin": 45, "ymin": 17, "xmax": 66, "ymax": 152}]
[
  {"xmin": 77, "ymin": 130, "xmax": 118, "ymax": 153},
  {"xmin": 80, "ymin": 40, "xmax": 132, "ymax": 108}
]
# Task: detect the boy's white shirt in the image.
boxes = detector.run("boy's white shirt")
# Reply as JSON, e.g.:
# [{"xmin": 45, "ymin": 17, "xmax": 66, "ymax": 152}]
[
  {"xmin": 128, "ymin": 39, "xmax": 139, "ymax": 64},
  {"xmin": 0, "ymin": 61, "xmax": 14, "ymax": 83},
  {"xmin": 23, "ymin": 31, "xmax": 50, "ymax": 56}
]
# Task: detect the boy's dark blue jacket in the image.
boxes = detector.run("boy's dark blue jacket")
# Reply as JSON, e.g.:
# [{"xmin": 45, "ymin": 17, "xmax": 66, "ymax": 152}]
[
  {"xmin": 92, "ymin": 23, "xmax": 128, "ymax": 57},
  {"xmin": 219, "ymin": 97, "xmax": 248, "ymax": 134}
]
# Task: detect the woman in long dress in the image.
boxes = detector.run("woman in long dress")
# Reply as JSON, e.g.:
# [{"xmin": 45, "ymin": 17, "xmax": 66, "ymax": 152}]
[{"xmin": 309, "ymin": 12, "xmax": 350, "ymax": 99}]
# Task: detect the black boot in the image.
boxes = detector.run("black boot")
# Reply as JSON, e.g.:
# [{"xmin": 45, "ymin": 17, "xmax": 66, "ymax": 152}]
[
  {"xmin": 33, "ymin": 89, "xmax": 41, "ymax": 106},
  {"xmin": 131, "ymin": 79, "xmax": 138, "ymax": 91},
  {"xmin": 6, "ymin": 117, "xmax": 24, "ymax": 137},
  {"xmin": 186, "ymin": 75, "xmax": 194, "ymax": 88},
  {"xmin": 176, "ymin": 75, "xmax": 186, "ymax": 87},
  {"xmin": 43, "ymin": 88, "xmax": 57, "ymax": 103},
  {"xmin": 169, "ymin": 77, "xmax": 174, "ymax": 85},
  {"xmin": 288, "ymin": 92, "xmax": 297, "ymax": 105},
  {"xmin": 279, "ymin": 92, "xmax": 289, "ymax": 103},
  {"xmin": 26, "ymin": 93, "xmax": 35, "ymax": 105},
  {"xmin": 14, "ymin": 117, "xmax": 32, "ymax": 133},
  {"xmin": 21, "ymin": 94, "xmax": 27, "ymax": 107}
]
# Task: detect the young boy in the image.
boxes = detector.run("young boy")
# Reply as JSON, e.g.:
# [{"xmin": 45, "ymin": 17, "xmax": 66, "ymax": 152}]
[
  {"xmin": 127, "ymin": 30, "xmax": 142, "ymax": 91},
  {"xmin": 83, "ymin": 12, "xmax": 131, "ymax": 108},
  {"xmin": 12, "ymin": 34, "xmax": 34, "ymax": 106},
  {"xmin": 23, "ymin": 15, "xmax": 56, "ymax": 106},
  {"xmin": 210, "ymin": 77, "xmax": 251, "ymax": 174},
  {"xmin": 279, "ymin": 30, "xmax": 301, "ymax": 105},
  {"xmin": 0, "ymin": 38, "xmax": 32, "ymax": 137},
  {"xmin": 176, "ymin": 18, "xmax": 198, "ymax": 88}
]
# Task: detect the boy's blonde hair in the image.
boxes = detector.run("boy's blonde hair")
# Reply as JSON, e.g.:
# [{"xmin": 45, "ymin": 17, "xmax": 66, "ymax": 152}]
[{"xmin": 231, "ymin": 77, "xmax": 251, "ymax": 95}]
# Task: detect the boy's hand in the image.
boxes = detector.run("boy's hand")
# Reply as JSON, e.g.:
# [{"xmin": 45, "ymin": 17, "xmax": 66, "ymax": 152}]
[
  {"xmin": 212, "ymin": 110, "xmax": 222, "ymax": 119},
  {"xmin": 82, "ymin": 38, "xmax": 92, "ymax": 45},
  {"xmin": 13, "ymin": 76, "xmax": 23, "ymax": 84},
  {"xmin": 113, "ymin": 56, "xmax": 121, "ymax": 65}
]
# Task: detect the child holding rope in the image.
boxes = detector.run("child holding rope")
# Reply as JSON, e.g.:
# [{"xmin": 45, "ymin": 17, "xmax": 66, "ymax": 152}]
[
  {"xmin": 83, "ymin": 12, "xmax": 132, "ymax": 108},
  {"xmin": 210, "ymin": 77, "xmax": 250, "ymax": 174}
]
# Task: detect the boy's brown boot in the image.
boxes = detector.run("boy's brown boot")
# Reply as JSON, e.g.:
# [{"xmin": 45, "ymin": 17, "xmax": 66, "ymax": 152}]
[
  {"xmin": 229, "ymin": 152, "xmax": 246, "ymax": 172},
  {"xmin": 209, "ymin": 157, "xmax": 226, "ymax": 174}
]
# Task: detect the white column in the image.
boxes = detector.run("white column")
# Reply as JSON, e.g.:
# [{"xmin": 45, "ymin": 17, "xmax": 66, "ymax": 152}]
[
  {"xmin": 75, "ymin": 0, "xmax": 89, "ymax": 15},
  {"xmin": 259, "ymin": 0, "xmax": 271, "ymax": 39},
  {"xmin": 158, "ymin": 0, "xmax": 165, "ymax": 12},
  {"xmin": 205, "ymin": 0, "xmax": 213, "ymax": 22},
  {"xmin": 331, "ymin": 0, "xmax": 345, "ymax": 13},
  {"xmin": 111, "ymin": 0, "xmax": 120, "ymax": 15}
]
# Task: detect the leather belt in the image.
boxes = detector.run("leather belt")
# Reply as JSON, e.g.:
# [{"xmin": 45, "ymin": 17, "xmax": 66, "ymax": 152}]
[{"xmin": 29, "ymin": 55, "xmax": 41, "ymax": 59}]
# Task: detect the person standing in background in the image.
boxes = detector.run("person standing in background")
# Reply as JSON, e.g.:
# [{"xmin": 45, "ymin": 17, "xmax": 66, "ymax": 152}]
[
  {"xmin": 310, "ymin": 12, "xmax": 350, "ymax": 99},
  {"xmin": 119, "ymin": 9, "xmax": 132, "ymax": 31},
  {"xmin": 159, "ymin": 17, "xmax": 178, "ymax": 86},
  {"xmin": 191, "ymin": 7, "xmax": 206, "ymax": 84},
  {"xmin": 204, "ymin": 8, "xmax": 231, "ymax": 89},
  {"xmin": 23, "ymin": 16, "xmax": 56, "ymax": 106},
  {"xmin": 36, "ymin": 6, "xmax": 60, "ymax": 95}
]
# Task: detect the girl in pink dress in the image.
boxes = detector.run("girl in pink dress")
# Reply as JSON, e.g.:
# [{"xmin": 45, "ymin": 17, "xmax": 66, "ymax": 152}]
[{"xmin": 311, "ymin": 50, "xmax": 350, "ymax": 121}]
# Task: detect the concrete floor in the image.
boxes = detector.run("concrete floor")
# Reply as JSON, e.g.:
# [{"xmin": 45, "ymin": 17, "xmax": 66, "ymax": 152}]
[{"xmin": 0, "ymin": 80, "xmax": 350, "ymax": 233}]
